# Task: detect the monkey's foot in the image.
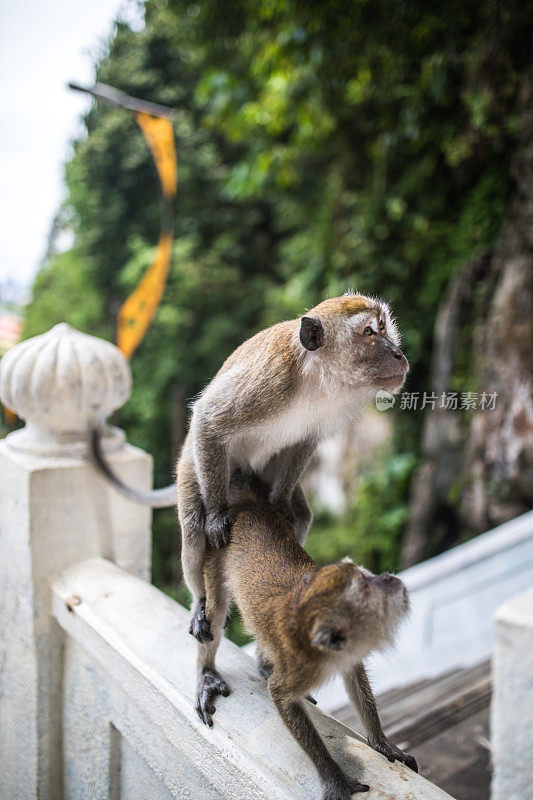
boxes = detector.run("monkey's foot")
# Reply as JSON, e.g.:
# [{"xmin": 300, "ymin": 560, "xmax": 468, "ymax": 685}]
[
  {"xmin": 205, "ymin": 509, "xmax": 232, "ymax": 549},
  {"xmin": 323, "ymin": 775, "xmax": 370, "ymax": 799},
  {"xmin": 305, "ymin": 695, "xmax": 317, "ymax": 705},
  {"xmin": 196, "ymin": 668, "xmax": 230, "ymax": 727},
  {"xmin": 189, "ymin": 599, "xmax": 213, "ymax": 643},
  {"xmin": 370, "ymin": 739, "xmax": 418, "ymax": 773}
]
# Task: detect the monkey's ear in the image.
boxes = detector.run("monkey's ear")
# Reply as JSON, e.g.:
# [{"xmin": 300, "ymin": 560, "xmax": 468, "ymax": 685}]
[
  {"xmin": 300, "ymin": 316, "xmax": 325, "ymax": 351},
  {"xmin": 311, "ymin": 623, "xmax": 347, "ymax": 651}
]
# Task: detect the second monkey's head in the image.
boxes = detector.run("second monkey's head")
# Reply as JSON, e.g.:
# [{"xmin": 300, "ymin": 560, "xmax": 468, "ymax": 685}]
[
  {"xmin": 296, "ymin": 292, "xmax": 409, "ymax": 395},
  {"xmin": 296, "ymin": 559, "xmax": 410, "ymax": 664}
]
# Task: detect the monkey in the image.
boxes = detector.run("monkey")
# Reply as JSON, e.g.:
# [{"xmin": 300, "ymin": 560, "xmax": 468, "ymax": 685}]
[
  {"xmin": 180, "ymin": 292, "xmax": 408, "ymax": 643},
  {"xmin": 89, "ymin": 292, "xmax": 409, "ymax": 645},
  {"xmin": 196, "ymin": 473, "xmax": 417, "ymax": 800}
]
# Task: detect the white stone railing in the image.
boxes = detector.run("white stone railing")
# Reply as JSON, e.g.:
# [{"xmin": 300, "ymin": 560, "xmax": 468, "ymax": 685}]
[
  {"xmin": 491, "ymin": 585, "xmax": 533, "ymax": 800},
  {"xmin": 0, "ymin": 324, "xmax": 454, "ymax": 799},
  {"xmin": 52, "ymin": 557, "xmax": 451, "ymax": 800},
  {"xmin": 0, "ymin": 324, "xmax": 152, "ymax": 800}
]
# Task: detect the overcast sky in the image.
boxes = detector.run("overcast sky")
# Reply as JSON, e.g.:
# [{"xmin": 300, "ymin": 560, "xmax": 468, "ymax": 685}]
[{"xmin": 0, "ymin": 0, "xmax": 144, "ymax": 289}]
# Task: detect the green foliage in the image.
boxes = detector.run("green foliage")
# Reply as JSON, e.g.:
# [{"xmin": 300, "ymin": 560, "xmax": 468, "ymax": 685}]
[
  {"xmin": 24, "ymin": 249, "xmax": 107, "ymax": 340},
  {"xmin": 22, "ymin": 0, "xmax": 531, "ymax": 639},
  {"xmin": 306, "ymin": 453, "xmax": 417, "ymax": 573}
]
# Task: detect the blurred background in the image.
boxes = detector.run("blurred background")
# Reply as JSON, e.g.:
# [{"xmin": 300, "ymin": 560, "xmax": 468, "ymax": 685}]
[{"xmin": 1, "ymin": 0, "xmax": 532, "ymax": 647}]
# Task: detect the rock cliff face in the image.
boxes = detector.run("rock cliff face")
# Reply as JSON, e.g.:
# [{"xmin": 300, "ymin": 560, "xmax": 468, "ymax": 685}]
[
  {"xmin": 463, "ymin": 255, "xmax": 533, "ymax": 532},
  {"xmin": 402, "ymin": 72, "xmax": 533, "ymax": 567}
]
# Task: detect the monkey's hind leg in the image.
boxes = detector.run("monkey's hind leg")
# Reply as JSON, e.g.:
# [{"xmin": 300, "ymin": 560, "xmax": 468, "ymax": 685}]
[
  {"xmin": 183, "ymin": 528, "xmax": 212, "ymax": 643},
  {"xmin": 178, "ymin": 458, "xmax": 213, "ymax": 643},
  {"xmin": 196, "ymin": 554, "xmax": 231, "ymax": 727}
]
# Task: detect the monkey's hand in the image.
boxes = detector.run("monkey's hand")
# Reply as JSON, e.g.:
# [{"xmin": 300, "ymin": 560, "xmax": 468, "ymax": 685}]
[
  {"xmin": 369, "ymin": 738, "xmax": 418, "ymax": 773},
  {"xmin": 205, "ymin": 508, "xmax": 232, "ymax": 549},
  {"xmin": 323, "ymin": 774, "xmax": 370, "ymax": 799},
  {"xmin": 196, "ymin": 668, "xmax": 230, "ymax": 727}
]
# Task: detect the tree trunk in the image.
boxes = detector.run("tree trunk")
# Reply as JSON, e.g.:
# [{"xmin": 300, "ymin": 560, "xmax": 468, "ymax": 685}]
[{"xmin": 401, "ymin": 70, "xmax": 533, "ymax": 568}]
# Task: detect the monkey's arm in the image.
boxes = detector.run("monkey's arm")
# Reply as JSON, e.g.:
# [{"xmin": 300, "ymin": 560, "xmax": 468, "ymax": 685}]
[
  {"xmin": 193, "ymin": 413, "xmax": 232, "ymax": 548},
  {"xmin": 268, "ymin": 438, "xmax": 316, "ymax": 516},
  {"xmin": 268, "ymin": 677, "xmax": 369, "ymax": 799},
  {"xmin": 343, "ymin": 662, "xmax": 418, "ymax": 772}
]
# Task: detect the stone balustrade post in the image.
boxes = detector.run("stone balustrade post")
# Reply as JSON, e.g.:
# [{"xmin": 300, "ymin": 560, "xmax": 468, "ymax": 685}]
[
  {"xmin": 0, "ymin": 324, "xmax": 153, "ymax": 800},
  {"xmin": 491, "ymin": 586, "xmax": 533, "ymax": 800}
]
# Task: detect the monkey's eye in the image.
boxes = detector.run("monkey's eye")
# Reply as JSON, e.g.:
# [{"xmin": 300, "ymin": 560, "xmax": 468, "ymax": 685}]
[
  {"xmin": 363, "ymin": 326, "xmax": 374, "ymax": 336},
  {"xmin": 379, "ymin": 320, "xmax": 385, "ymax": 331}
]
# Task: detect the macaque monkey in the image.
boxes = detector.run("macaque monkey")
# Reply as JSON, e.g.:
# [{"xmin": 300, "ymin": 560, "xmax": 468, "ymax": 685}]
[
  {"xmin": 179, "ymin": 293, "xmax": 408, "ymax": 642},
  {"xmin": 196, "ymin": 475, "xmax": 417, "ymax": 800},
  {"xmin": 90, "ymin": 292, "xmax": 408, "ymax": 643}
]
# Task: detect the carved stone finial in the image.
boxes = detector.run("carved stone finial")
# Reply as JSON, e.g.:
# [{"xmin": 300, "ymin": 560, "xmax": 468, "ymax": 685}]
[{"xmin": 0, "ymin": 323, "xmax": 132, "ymax": 456}]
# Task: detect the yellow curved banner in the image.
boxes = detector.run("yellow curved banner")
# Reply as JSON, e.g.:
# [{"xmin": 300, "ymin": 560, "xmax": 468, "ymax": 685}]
[
  {"xmin": 116, "ymin": 112, "xmax": 177, "ymax": 360},
  {"xmin": 117, "ymin": 230, "xmax": 174, "ymax": 360},
  {"xmin": 135, "ymin": 112, "xmax": 177, "ymax": 198}
]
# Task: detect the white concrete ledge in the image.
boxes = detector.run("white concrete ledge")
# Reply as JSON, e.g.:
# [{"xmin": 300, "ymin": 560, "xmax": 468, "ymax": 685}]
[
  {"xmin": 400, "ymin": 510, "xmax": 533, "ymax": 591},
  {"xmin": 53, "ymin": 558, "xmax": 454, "ymax": 800}
]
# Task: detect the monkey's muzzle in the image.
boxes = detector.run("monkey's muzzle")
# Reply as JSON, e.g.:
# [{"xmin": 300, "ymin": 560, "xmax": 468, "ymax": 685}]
[{"xmin": 369, "ymin": 573, "xmax": 404, "ymax": 592}]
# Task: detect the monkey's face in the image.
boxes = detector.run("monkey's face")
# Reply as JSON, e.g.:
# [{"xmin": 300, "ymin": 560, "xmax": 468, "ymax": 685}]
[
  {"xmin": 352, "ymin": 566, "xmax": 410, "ymax": 634},
  {"xmin": 303, "ymin": 562, "xmax": 410, "ymax": 661},
  {"xmin": 343, "ymin": 308, "xmax": 408, "ymax": 393},
  {"xmin": 298, "ymin": 294, "xmax": 409, "ymax": 395}
]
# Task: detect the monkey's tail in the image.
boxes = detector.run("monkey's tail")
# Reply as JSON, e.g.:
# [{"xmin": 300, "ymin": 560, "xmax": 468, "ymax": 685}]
[{"xmin": 89, "ymin": 428, "xmax": 176, "ymax": 508}]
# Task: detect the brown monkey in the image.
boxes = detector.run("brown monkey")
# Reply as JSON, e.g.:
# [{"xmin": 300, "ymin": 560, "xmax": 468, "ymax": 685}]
[
  {"xmin": 179, "ymin": 292, "xmax": 408, "ymax": 642},
  {"xmin": 89, "ymin": 293, "xmax": 408, "ymax": 643},
  {"xmin": 196, "ymin": 475, "xmax": 417, "ymax": 800}
]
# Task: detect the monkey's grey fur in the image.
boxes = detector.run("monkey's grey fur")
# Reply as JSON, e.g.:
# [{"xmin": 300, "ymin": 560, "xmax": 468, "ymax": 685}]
[{"xmin": 179, "ymin": 293, "xmax": 408, "ymax": 642}]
